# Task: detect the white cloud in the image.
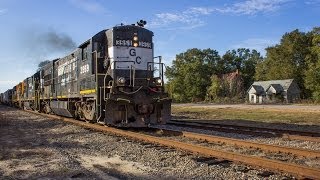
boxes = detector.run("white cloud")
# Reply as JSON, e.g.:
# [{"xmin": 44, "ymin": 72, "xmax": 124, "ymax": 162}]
[
  {"xmin": 189, "ymin": 7, "xmax": 214, "ymax": 15},
  {"xmin": 151, "ymin": 1, "xmax": 290, "ymax": 29},
  {"xmin": 216, "ymin": 0, "xmax": 290, "ymax": 15},
  {"xmin": 232, "ymin": 38, "xmax": 278, "ymax": 56},
  {"xmin": 0, "ymin": 9, "xmax": 8, "ymax": 15},
  {"xmin": 305, "ymin": 0, "xmax": 320, "ymax": 5},
  {"xmin": 69, "ymin": 0, "xmax": 105, "ymax": 14},
  {"xmin": 150, "ymin": 7, "xmax": 213, "ymax": 29}
]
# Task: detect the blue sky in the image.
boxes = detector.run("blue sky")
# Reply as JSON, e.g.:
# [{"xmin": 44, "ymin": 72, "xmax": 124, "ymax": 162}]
[{"xmin": 0, "ymin": 0, "xmax": 319, "ymax": 92}]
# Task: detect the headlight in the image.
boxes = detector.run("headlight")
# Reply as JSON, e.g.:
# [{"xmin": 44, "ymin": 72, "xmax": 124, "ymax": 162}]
[
  {"xmin": 118, "ymin": 77, "xmax": 126, "ymax": 85},
  {"xmin": 133, "ymin": 36, "xmax": 138, "ymax": 41},
  {"xmin": 155, "ymin": 78, "xmax": 162, "ymax": 85}
]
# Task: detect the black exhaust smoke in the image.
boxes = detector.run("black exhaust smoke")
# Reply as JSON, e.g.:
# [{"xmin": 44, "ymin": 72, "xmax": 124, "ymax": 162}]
[{"xmin": 19, "ymin": 27, "xmax": 77, "ymax": 64}]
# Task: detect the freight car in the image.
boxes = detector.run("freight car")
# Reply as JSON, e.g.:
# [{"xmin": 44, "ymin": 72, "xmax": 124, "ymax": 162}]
[{"xmin": 1, "ymin": 20, "xmax": 171, "ymax": 127}]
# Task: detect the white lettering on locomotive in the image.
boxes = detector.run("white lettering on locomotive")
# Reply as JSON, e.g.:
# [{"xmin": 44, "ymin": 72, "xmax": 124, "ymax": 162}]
[
  {"xmin": 61, "ymin": 74, "xmax": 70, "ymax": 86},
  {"xmin": 57, "ymin": 58, "xmax": 77, "ymax": 76},
  {"xmin": 139, "ymin": 41, "xmax": 151, "ymax": 48},
  {"xmin": 108, "ymin": 46, "xmax": 153, "ymax": 70},
  {"xmin": 116, "ymin": 40, "xmax": 133, "ymax": 46},
  {"xmin": 57, "ymin": 58, "xmax": 77, "ymax": 86},
  {"xmin": 80, "ymin": 64, "xmax": 90, "ymax": 74},
  {"xmin": 115, "ymin": 40, "xmax": 151, "ymax": 48}
]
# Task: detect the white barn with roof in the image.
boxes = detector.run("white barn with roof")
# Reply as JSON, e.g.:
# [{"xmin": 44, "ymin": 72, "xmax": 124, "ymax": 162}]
[{"xmin": 247, "ymin": 79, "xmax": 300, "ymax": 104}]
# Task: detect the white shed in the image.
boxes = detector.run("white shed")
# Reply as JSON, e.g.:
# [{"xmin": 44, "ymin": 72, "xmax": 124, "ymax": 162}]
[
  {"xmin": 247, "ymin": 79, "xmax": 300, "ymax": 104},
  {"xmin": 247, "ymin": 85, "xmax": 265, "ymax": 103}
]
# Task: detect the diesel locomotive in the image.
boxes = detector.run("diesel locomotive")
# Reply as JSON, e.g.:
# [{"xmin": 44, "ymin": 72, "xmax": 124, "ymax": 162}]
[{"xmin": 0, "ymin": 21, "xmax": 171, "ymax": 127}]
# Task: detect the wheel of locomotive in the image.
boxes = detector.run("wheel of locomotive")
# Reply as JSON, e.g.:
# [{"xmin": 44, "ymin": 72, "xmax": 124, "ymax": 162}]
[
  {"xmin": 41, "ymin": 102, "xmax": 52, "ymax": 114},
  {"xmin": 23, "ymin": 104, "xmax": 27, "ymax": 110},
  {"xmin": 30, "ymin": 102, "xmax": 35, "ymax": 111},
  {"xmin": 81, "ymin": 100, "xmax": 96, "ymax": 123},
  {"xmin": 74, "ymin": 101, "xmax": 85, "ymax": 120}
]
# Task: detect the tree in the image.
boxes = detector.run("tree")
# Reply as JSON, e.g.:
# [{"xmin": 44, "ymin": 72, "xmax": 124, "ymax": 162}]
[
  {"xmin": 206, "ymin": 75, "xmax": 222, "ymax": 101},
  {"xmin": 222, "ymin": 48, "xmax": 263, "ymax": 90},
  {"xmin": 166, "ymin": 48, "xmax": 262, "ymax": 102},
  {"xmin": 255, "ymin": 29, "xmax": 313, "ymax": 98},
  {"xmin": 165, "ymin": 48, "xmax": 221, "ymax": 102},
  {"xmin": 305, "ymin": 27, "xmax": 320, "ymax": 101}
]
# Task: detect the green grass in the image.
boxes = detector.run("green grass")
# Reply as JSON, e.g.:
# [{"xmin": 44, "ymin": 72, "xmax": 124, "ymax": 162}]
[{"xmin": 172, "ymin": 106, "xmax": 320, "ymax": 125}]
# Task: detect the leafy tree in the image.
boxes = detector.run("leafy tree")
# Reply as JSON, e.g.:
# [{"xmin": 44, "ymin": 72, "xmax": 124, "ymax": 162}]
[
  {"xmin": 305, "ymin": 27, "xmax": 320, "ymax": 101},
  {"xmin": 206, "ymin": 75, "xmax": 222, "ymax": 101},
  {"xmin": 222, "ymin": 48, "xmax": 262, "ymax": 90},
  {"xmin": 255, "ymin": 29, "xmax": 313, "ymax": 98},
  {"xmin": 165, "ymin": 48, "xmax": 221, "ymax": 102},
  {"xmin": 166, "ymin": 27, "xmax": 320, "ymax": 102},
  {"xmin": 166, "ymin": 48, "xmax": 262, "ymax": 102}
]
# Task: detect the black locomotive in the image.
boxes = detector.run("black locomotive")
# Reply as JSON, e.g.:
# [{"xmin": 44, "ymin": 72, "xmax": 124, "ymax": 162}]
[{"xmin": 0, "ymin": 21, "xmax": 171, "ymax": 127}]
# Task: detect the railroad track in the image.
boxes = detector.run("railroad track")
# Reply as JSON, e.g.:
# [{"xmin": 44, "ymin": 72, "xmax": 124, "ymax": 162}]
[
  {"xmin": 26, "ymin": 110, "xmax": 320, "ymax": 179},
  {"xmin": 149, "ymin": 128, "xmax": 320, "ymax": 158},
  {"xmin": 168, "ymin": 120, "xmax": 320, "ymax": 143}
]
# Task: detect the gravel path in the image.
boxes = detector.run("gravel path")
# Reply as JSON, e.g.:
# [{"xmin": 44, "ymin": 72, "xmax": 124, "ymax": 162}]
[{"xmin": 0, "ymin": 105, "xmax": 294, "ymax": 179}]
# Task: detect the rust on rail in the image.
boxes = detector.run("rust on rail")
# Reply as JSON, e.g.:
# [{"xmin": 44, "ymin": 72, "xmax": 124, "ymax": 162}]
[
  {"xmin": 158, "ymin": 129, "xmax": 320, "ymax": 158},
  {"xmin": 169, "ymin": 120, "xmax": 320, "ymax": 143}
]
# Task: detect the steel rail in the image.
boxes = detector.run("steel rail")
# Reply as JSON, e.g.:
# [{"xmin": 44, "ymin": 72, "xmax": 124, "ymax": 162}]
[
  {"xmin": 168, "ymin": 121, "xmax": 275, "ymax": 137},
  {"xmin": 169, "ymin": 120, "xmax": 320, "ymax": 143},
  {"xmin": 25, "ymin": 111, "xmax": 320, "ymax": 179},
  {"xmin": 156, "ymin": 128, "xmax": 320, "ymax": 158}
]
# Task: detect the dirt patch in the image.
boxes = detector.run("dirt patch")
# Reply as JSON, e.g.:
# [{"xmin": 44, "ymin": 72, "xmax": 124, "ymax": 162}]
[{"xmin": 79, "ymin": 154, "xmax": 151, "ymax": 179}]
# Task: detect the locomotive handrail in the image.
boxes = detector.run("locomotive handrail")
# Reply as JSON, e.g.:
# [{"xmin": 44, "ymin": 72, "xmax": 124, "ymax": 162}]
[
  {"xmin": 118, "ymin": 86, "xmax": 143, "ymax": 95},
  {"xmin": 92, "ymin": 50, "xmax": 102, "ymax": 122},
  {"xmin": 153, "ymin": 56, "xmax": 163, "ymax": 81},
  {"xmin": 103, "ymin": 60, "xmax": 136, "ymax": 101},
  {"xmin": 130, "ymin": 64, "xmax": 136, "ymax": 87},
  {"xmin": 147, "ymin": 61, "xmax": 164, "ymax": 84}
]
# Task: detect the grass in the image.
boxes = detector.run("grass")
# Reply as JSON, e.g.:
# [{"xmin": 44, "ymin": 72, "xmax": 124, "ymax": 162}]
[{"xmin": 172, "ymin": 106, "xmax": 320, "ymax": 125}]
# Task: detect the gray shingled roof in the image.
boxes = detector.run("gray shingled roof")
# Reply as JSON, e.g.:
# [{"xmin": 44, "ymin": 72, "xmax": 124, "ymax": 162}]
[
  {"xmin": 268, "ymin": 84, "xmax": 284, "ymax": 93},
  {"xmin": 252, "ymin": 79, "xmax": 294, "ymax": 91},
  {"xmin": 248, "ymin": 79, "xmax": 298, "ymax": 95},
  {"xmin": 251, "ymin": 85, "xmax": 265, "ymax": 94}
]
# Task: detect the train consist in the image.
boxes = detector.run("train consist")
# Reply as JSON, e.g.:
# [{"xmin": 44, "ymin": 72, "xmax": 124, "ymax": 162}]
[{"xmin": 0, "ymin": 21, "xmax": 171, "ymax": 127}]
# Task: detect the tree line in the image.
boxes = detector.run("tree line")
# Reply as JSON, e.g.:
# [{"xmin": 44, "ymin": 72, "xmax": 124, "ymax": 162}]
[{"xmin": 165, "ymin": 27, "xmax": 320, "ymax": 103}]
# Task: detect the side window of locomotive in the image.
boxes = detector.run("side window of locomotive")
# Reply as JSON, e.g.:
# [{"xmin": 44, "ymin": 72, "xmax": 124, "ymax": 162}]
[{"xmin": 82, "ymin": 46, "xmax": 88, "ymax": 60}]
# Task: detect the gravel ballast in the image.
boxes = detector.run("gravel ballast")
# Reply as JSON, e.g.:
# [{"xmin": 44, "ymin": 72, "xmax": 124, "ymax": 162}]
[{"xmin": 0, "ymin": 105, "xmax": 295, "ymax": 179}]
